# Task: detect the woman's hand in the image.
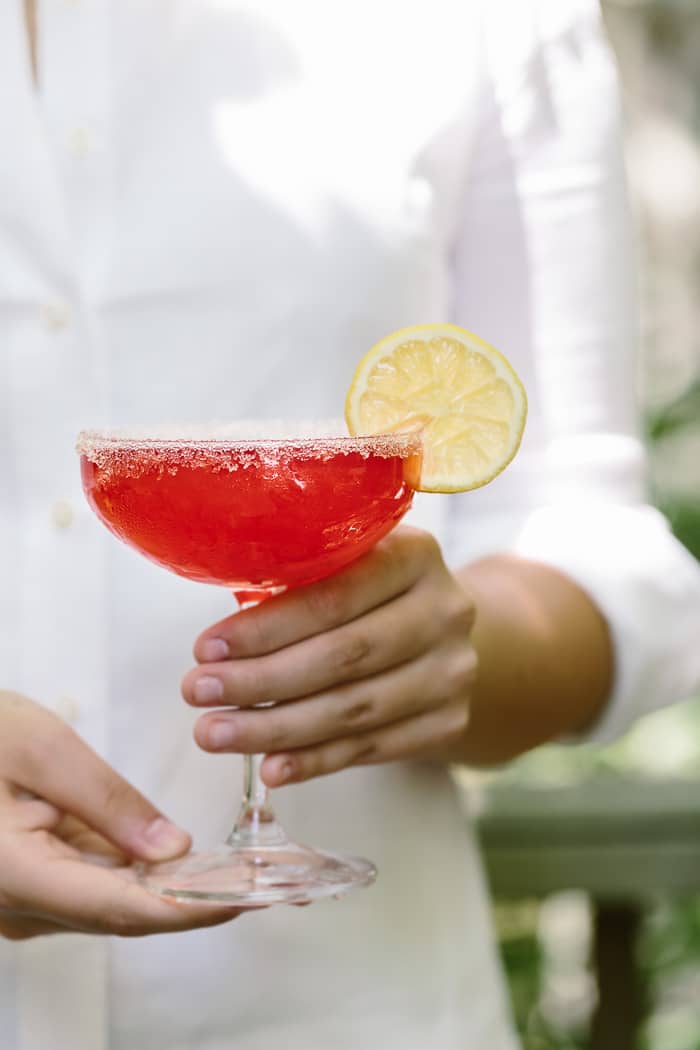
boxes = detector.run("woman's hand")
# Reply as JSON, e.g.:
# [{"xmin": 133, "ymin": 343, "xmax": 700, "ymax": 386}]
[
  {"xmin": 182, "ymin": 528, "xmax": 477, "ymax": 786},
  {"xmin": 0, "ymin": 692, "xmax": 242, "ymax": 940}
]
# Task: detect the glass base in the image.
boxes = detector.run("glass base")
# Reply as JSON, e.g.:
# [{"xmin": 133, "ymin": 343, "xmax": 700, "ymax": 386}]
[{"xmin": 136, "ymin": 841, "xmax": 377, "ymax": 905}]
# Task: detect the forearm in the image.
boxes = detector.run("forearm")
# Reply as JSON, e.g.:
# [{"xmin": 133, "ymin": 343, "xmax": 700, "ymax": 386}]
[{"xmin": 448, "ymin": 554, "xmax": 614, "ymax": 766}]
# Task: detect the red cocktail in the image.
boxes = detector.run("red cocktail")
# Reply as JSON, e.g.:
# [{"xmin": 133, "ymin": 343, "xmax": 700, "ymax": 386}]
[
  {"xmin": 77, "ymin": 422, "xmax": 420, "ymax": 904},
  {"xmin": 80, "ymin": 432, "xmax": 417, "ymax": 593}
]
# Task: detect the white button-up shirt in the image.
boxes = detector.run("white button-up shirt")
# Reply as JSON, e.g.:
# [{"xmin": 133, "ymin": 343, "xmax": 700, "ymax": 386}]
[{"xmin": 2, "ymin": 2, "xmax": 700, "ymax": 1049}]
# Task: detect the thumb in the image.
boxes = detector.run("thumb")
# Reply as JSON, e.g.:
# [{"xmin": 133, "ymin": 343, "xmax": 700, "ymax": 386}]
[{"xmin": 8, "ymin": 706, "xmax": 191, "ymax": 862}]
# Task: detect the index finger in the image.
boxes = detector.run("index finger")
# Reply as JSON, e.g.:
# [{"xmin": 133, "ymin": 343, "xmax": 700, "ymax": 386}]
[
  {"xmin": 194, "ymin": 526, "xmax": 438, "ymax": 661},
  {"xmin": 2, "ymin": 701, "xmax": 191, "ymax": 863},
  {"xmin": 5, "ymin": 840, "xmax": 244, "ymax": 937}
]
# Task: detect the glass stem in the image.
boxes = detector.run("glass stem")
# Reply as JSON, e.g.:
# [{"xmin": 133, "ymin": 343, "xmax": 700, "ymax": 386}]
[{"xmin": 227, "ymin": 595, "xmax": 287, "ymax": 848}]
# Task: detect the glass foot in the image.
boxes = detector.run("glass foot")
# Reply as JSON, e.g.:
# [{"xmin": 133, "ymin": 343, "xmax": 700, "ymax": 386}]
[{"xmin": 136, "ymin": 841, "xmax": 377, "ymax": 905}]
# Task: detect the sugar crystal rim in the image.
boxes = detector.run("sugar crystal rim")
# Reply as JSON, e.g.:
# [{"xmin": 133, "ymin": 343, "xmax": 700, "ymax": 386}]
[{"xmin": 76, "ymin": 420, "xmax": 421, "ymax": 462}]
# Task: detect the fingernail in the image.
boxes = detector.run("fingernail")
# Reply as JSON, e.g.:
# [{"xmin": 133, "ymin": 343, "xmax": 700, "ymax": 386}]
[
  {"xmin": 199, "ymin": 638, "xmax": 230, "ymax": 662},
  {"xmin": 194, "ymin": 676, "xmax": 224, "ymax": 703},
  {"xmin": 143, "ymin": 817, "xmax": 190, "ymax": 852},
  {"xmin": 208, "ymin": 720, "xmax": 237, "ymax": 749},
  {"xmin": 277, "ymin": 761, "xmax": 295, "ymax": 784}
]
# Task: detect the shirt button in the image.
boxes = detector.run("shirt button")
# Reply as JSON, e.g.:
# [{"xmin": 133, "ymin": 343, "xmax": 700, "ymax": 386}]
[
  {"xmin": 40, "ymin": 301, "xmax": 72, "ymax": 332},
  {"xmin": 55, "ymin": 696, "xmax": 81, "ymax": 723},
  {"xmin": 68, "ymin": 125, "xmax": 93, "ymax": 156},
  {"xmin": 51, "ymin": 500, "xmax": 76, "ymax": 529}
]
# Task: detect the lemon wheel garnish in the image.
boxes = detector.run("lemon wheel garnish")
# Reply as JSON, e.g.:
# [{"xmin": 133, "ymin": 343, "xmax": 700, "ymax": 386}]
[{"xmin": 345, "ymin": 324, "xmax": 527, "ymax": 493}]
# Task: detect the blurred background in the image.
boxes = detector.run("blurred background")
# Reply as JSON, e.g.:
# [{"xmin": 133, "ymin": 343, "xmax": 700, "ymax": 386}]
[{"xmin": 459, "ymin": 1, "xmax": 700, "ymax": 1047}]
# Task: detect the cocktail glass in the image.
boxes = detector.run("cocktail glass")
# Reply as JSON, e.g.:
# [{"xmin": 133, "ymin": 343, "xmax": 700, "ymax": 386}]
[{"xmin": 77, "ymin": 421, "xmax": 420, "ymax": 905}]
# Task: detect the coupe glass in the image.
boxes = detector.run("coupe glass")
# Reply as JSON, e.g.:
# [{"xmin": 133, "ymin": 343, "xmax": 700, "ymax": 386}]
[{"xmin": 77, "ymin": 421, "xmax": 420, "ymax": 905}]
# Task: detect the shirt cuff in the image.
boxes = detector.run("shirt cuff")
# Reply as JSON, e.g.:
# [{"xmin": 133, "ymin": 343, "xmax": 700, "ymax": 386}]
[{"xmin": 512, "ymin": 503, "xmax": 700, "ymax": 745}]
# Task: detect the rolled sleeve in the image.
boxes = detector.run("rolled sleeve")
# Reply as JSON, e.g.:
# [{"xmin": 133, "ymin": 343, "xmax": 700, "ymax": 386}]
[
  {"xmin": 447, "ymin": 0, "xmax": 700, "ymax": 743},
  {"xmin": 513, "ymin": 501, "xmax": 700, "ymax": 744}
]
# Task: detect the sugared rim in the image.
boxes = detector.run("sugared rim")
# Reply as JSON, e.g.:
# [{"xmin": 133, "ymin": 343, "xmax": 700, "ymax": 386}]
[{"xmin": 76, "ymin": 420, "xmax": 422, "ymax": 461}]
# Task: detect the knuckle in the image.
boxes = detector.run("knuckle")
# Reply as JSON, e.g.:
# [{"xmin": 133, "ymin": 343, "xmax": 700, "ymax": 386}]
[
  {"xmin": 380, "ymin": 526, "xmax": 432, "ymax": 579},
  {"xmin": 341, "ymin": 698, "xmax": 375, "ymax": 729},
  {"xmin": 331, "ymin": 633, "xmax": 373, "ymax": 676},
  {"xmin": 399, "ymin": 527, "xmax": 442, "ymax": 571},
  {"xmin": 417, "ymin": 529, "xmax": 443, "ymax": 564},
  {"xmin": 442, "ymin": 703, "xmax": 470, "ymax": 743},
  {"xmin": 446, "ymin": 590, "xmax": 476, "ymax": 634},
  {"xmin": 446, "ymin": 645, "xmax": 478, "ymax": 696},
  {"xmin": 372, "ymin": 533, "xmax": 404, "ymax": 573}
]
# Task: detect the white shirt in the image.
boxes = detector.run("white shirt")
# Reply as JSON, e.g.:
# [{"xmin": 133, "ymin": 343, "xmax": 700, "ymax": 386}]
[{"xmin": 1, "ymin": 2, "xmax": 699, "ymax": 1048}]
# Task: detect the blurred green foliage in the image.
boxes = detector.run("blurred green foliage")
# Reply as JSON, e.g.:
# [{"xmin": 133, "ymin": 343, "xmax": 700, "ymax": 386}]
[
  {"xmin": 499, "ymin": 899, "xmax": 700, "ymax": 1049},
  {"xmin": 638, "ymin": 898, "xmax": 700, "ymax": 1050},
  {"xmin": 496, "ymin": 374, "xmax": 700, "ymax": 1046},
  {"xmin": 648, "ymin": 377, "xmax": 700, "ymax": 560},
  {"xmin": 662, "ymin": 502, "xmax": 700, "ymax": 563},
  {"xmin": 648, "ymin": 380, "xmax": 700, "ymax": 444}
]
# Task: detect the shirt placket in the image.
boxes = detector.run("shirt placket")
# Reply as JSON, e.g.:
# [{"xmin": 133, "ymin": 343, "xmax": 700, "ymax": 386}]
[
  {"xmin": 40, "ymin": 0, "xmax": 114, "ymax": 293},
  {"xmin": 13, "ymin": 3, "xmax": 111, "ymax": 1049}
]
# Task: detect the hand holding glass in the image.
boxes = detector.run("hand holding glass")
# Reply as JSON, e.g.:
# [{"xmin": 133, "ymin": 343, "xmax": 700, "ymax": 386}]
[{"xmin": 78, "ymin": 423, "xmax": 419, "ymax": 905}]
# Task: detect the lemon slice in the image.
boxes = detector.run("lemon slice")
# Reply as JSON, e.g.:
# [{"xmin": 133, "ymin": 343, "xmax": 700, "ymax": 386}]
[{"xmin": 345, "ymin": 324, "xmax": 527, "ymax": 493}]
